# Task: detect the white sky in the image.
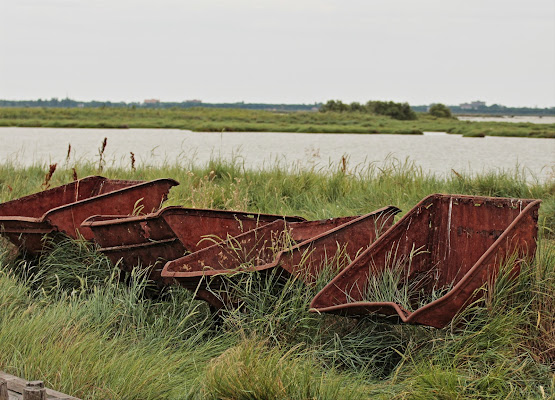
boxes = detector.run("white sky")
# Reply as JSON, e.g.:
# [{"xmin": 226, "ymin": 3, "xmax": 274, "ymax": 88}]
[{"xmin": 1, "ymin": 0, "xmax": 554, "ymax": 107}]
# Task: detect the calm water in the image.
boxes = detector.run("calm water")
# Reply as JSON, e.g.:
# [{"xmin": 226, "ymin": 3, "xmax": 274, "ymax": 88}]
[
  {"xmin": 1, "ymin": 127, "xmax": 554, "ymax": 181},
  {"xmin": 457, "ymin": 115, "xmax": 555, "ymax": 124}
]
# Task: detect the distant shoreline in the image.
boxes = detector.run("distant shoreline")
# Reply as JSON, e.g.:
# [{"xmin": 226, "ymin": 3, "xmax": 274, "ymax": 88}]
[
  {"xmin": 1, "ymin": 107, "xmax": 553, "ymax": 138},
  {"xmin": 1, "ymin": 99, "xmax": 554, "ymax": 116}
]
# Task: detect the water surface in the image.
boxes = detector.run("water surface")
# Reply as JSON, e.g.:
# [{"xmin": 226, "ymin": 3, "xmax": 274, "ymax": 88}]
[
  {"xmin": 457, "ymin": 115, "xmax": 555, "ymax": 124},
  {"xmin": 1, "ymin": 127, "xmax": 553, "ymax": 181}
]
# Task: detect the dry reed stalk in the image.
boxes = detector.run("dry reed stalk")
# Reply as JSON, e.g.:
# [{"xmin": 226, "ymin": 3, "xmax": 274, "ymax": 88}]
[
  {"xmin": 42, "ymin": 163, "xmax": 57, "ymax": 189},
  {"xmin": 98, "ymin": 137, "xmax": 107, "ymax": 172}
]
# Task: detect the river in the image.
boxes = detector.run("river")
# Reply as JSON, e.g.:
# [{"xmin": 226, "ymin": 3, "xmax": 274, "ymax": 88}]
[{"xmin": 1, "ymin": 127, "xmax": 553, "ymax": 182}]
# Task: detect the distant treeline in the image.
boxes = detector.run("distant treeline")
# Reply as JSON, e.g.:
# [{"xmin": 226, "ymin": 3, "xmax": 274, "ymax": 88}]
[
  {"xmin": 0, "ymin": 98, "xmax": 553, "ymax": 116},
  {"xmin": 320, "ymin": 100, "xmax": 418, "ymax": 120},
  {"xmin": 0, "ymin": 98, "xmax": 321, "ymax": 112}
]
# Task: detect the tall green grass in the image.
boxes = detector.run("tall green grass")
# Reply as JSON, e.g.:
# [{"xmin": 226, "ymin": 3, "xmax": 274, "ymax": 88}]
[{"xmin": 0, "ymin": 158, "xmax": 553, "ymax": 399}]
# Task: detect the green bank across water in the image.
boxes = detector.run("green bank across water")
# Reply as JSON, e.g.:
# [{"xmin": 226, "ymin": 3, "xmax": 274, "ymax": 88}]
[{"xmin": 1, "ymin": 107, "xmax": 554, "ymax": 137}]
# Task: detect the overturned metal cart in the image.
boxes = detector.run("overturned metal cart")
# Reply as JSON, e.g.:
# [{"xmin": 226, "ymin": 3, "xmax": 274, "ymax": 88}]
[
  {"xmin": 161, "ymin": 206, "xmax": 401, "ymax": 309},
  {"xmin": 309, "ymin": 194, "xmax": 541, "ymax": 328},
  {"xmin": 82, "ymin": 206, "xmax": 306, "ymax": 282},
  {"xmin": 0, "ymin": 176, "xmax": 178, "ymax": 254}
]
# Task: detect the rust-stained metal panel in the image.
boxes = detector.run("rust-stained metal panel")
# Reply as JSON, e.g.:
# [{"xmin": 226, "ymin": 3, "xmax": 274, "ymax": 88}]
[
  {"xmin": 262, "ymin": 206, "xmax": 400, "ymax": 284},
  {"xmin": 46, "ymin": 178, "xmax": 178, "ymax": 240},
  {"xmin": 83, "ymin": 207, "xmax": 305, "ymax": 280},
  {"xmin": 83, "ymin": 206, "xmax": 304, "ymax": 248},
  {"xmin": 309, "ymin": 194, "xmax": 541, "ymax": 328},
  {"xmin": 99, "ymin": 238, "xmax": 186, "ymax": 283},
  {"xmin": 0, "ymin": 176, "xmax": 178, "ymax": 254},
  {"xmin": 161, "ymin": 206, "xmax": 400, "ymax": 290},
  {"xmin": 162, "ymin": 219, "xmax": 287, "ymax": 282}
]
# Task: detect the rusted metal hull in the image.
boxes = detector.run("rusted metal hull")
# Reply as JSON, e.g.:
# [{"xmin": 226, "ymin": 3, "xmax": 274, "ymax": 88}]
[
  {"xmin": 309, "ymin": 194, "xmax": 541, "ymax": 328},
  {"xmin": 0, "ymin": 176, "xmax": 120, "ymax": 252},
  {"xmin": 161, "ymin": 206, "xmax": 400, "ymax": 299},
  {"xmin": 0, "ymin": 176, "xmax": 178, "ymax": 254},
  {"xmin": 0, "ymin": 218, "xmax": 54, "ymax": 256},
  {"xmin": 83, "ymin": 207, "xmax": 305, "ymax": 281}
]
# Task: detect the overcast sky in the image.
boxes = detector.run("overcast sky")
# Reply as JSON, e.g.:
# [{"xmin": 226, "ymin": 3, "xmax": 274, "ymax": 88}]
[{"xmin": 1, "ymin": 0, "xmax": 554, "ymax": 107}]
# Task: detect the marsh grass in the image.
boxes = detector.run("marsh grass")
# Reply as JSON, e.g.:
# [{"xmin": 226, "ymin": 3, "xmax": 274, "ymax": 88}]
[
  {"xmin": 361, "ymin": 245, "xmax": 454, "ymax": 312},
  {"xmin": 34, "ymin": 236, "xmax": 113, "ymax": 293},
  {"xmin": 0, "ymin": 157, "xmax": 553, "ymax": 399},
  {"xmin": 1, "ymin": 107, "xmax": 554, "ymax": 137},
  {"xmin": 209, "ymin": 224, "xmax": 298, "ymax": 272},
  {"xmin": 201, "ymin": 339, "xmax": 370, "ymax": 400}
]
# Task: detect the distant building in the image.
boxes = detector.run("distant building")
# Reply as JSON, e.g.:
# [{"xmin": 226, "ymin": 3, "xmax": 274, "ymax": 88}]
[
  {"xmin": 459, "ymin": 101, "xmax": 486, "ymax": 110},
  {"xmin": 184, "ymin": 99, "xmax": 202, "ymax": 103},
  {"xmin": 143, "ymin": 99, "xmax": 160, "ymax": 104}
]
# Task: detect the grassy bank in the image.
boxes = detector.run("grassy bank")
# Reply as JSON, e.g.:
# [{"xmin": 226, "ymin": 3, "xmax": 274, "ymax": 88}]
[
  {"xmin": 1, "ymin": 107, "xmax": 554, "ymax": 138},
  {"xmin": 0, "ymin": 159, "xmax": 554, "ymax": 399}
]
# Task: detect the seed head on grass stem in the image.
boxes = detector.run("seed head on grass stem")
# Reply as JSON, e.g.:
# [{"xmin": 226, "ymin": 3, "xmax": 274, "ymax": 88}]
[
  {"xmin": 41, "ymin": 163, "xmax": 57, "ymax": 190},
  {"xmin": 97, "ymin": 137, "xmax": 107, "ymax": 172}
]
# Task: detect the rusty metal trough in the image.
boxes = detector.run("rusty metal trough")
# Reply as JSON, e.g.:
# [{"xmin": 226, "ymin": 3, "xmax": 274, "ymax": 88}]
[
  {"xmin": 161, "ymin": 206, "xmax": 401, "ymax": 307},
  {"xmin": 82, "ymin": 206, "xmax": 306, "ymax": 281},
  {"xmin": 309, "ymin": 194, "xmax": 541, "ymax": 328},
  {"xmin": 0, "ymin": 176, "xmax": 178, "ymax": 254}
]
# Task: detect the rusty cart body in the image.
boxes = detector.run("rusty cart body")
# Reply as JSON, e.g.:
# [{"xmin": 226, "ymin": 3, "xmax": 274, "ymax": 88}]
[
  {"xmin": 82, "ymin": 206, "xmax": 306, "ymax": 281},
  {"xmin": 161, "ymin": 206, "xmax": 400, "ymax": 308},
  {"xmin": 0, "ymin": 176, "xmax": 178, "ymax": 254},
  {"xmin": 309, "ymin": 194, "xmax": 541, "ymax": 328}
]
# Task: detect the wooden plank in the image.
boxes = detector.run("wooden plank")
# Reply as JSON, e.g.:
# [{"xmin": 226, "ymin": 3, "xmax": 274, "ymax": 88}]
[{"xmin": 0, "ymin": 372, "xmax": 79, "ymax": 400}]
